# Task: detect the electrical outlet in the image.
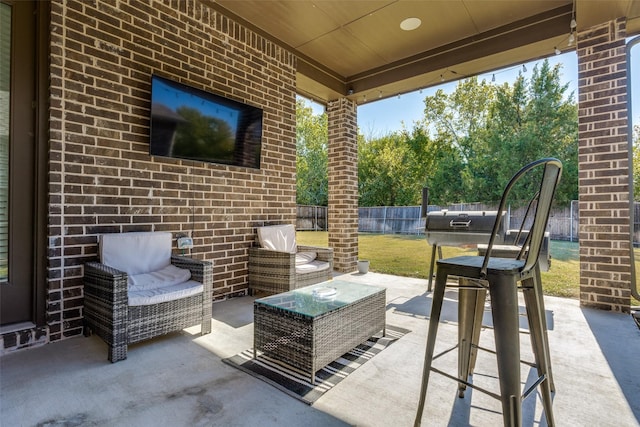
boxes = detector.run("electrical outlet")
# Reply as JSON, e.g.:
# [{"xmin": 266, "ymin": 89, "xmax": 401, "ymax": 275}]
[{"xmin": 177, "ymin": 236, "xmax": 193, "ymax": 249}]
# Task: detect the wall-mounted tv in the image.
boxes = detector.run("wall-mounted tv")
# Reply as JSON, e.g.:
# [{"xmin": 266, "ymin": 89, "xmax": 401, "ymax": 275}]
[{"xmin": 149, "ymin": 75, "xmax": 263, "ymax": 169}]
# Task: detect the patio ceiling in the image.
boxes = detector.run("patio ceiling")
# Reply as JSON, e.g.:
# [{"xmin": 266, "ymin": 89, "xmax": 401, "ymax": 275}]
[{"xmin": 207, "ymin": 0, "xmax": 640, "ymax": 105}]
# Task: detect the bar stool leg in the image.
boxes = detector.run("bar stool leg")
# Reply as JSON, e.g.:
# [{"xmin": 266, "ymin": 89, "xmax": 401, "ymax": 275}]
[
  {"xmin": 458, "ymin": 280, "xmax": 486, "ymax": 397},
  {"xmin": 488, "ymin": 275, "xmax": 522, "ymax": 427},
  {"xmin": 526, "ymin": 269, "xmax": 555, "ymax": 392},
  {"xmin": 469, "ymin": 285, "xmax": 486, "ymax": 376},
  {"xmin": 522, "ymin": 274, "xmax": 555, "ymax": 426},
  {"xmin": 415, "ymin": 268, "xmax": 449, "ymax": 427},
  {"xmin": 427, "ymin": 244, "xmax": 437, "ymax": 292}
]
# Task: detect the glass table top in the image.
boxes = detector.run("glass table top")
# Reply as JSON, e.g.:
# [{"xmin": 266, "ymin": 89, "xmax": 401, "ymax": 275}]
[{"xmin": 254, "ymin": 280, "xmax": 385, "ymax": 318}]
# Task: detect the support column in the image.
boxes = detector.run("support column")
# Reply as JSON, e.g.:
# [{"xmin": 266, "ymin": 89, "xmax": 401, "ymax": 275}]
[
  {"xmin": 327, "ymin": 98, "xmax": 358, "ymax": 273},
  {"xmin": 577, "ymin": 18, "xmax": 631, "ymax": 313}
]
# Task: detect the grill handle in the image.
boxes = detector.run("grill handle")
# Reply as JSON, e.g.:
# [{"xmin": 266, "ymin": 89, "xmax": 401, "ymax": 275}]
[{"xmin": 449, "ymin": 218, "xmax": 472, "ymax": 228}]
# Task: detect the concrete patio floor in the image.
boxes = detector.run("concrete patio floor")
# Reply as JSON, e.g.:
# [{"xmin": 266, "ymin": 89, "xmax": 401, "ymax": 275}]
[{"xmin": 2, "ymin": 271, "xmax": 639, "ymax": 426}]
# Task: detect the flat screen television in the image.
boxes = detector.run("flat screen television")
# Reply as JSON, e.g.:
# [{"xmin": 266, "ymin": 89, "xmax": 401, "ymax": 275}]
[{"xmin": 149, "ymin": 75, "xmax": 263, "ymax": 169}]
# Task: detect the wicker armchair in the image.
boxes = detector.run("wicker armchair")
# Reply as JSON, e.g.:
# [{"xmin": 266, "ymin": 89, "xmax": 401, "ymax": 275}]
[
  {"xmin": 83, "ymin": 232, "xmax": 213, "ymax": 362},
  {"xmin": 248, "ymin": 224, "xmax": 333, "ymax": 295}
]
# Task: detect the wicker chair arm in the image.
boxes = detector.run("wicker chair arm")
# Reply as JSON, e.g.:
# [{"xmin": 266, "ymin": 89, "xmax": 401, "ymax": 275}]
[
  {"xmin": 249, "ymin": 247, "xmax": 296, "ymax": 264},
  {"xmin": 248, "ymin": 244, "xmax": 334, "ymax": 294},
  {"xmin": 171, "ymin": 255, "xmax": 214, "ymax": 289},
  {"xmin": 83, "ymin": 261, "xmax": 128, "ymax": 304},
  {"xmin": 298, "ymin": 245, "xmax": 334, "ymax": 263}
]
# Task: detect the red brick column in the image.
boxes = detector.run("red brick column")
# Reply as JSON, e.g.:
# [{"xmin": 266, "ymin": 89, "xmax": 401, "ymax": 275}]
[
  {"xmin": 577, "ymin": 18, "xmax": 631, "ymax": 313},
  {"xmin": 327, "ymin": 98, "xmax": 358, "ymax": 273}
]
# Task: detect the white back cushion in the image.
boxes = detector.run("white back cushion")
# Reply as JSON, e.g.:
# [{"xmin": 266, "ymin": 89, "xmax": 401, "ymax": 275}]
[
  {"xmin": 257, "ymin": 224, "xmax": 297, "ymax": 253},
  {"xmin": 99, "ymin": 232, "xmax": 172, "ymax": 275}
]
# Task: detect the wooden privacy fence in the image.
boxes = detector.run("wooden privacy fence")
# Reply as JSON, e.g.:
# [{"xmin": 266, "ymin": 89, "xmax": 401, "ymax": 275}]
[
  {"xmin": 297, "ymin": 201, "xmax": 640, "ymax": 243},
  {"xmin": 359, "ymin": 206, "xmax": 424, "ymax": 235},
  {"xmin": 357, "ymin": 202, "xmax": 581, "ymax": 241},
  {"xmin": 296, "ymin": 205, "xmax": 328, "ymax": 231}
]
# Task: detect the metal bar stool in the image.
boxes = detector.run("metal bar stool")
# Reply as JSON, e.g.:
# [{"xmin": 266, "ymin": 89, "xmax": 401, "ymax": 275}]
[{"xmin": 414, "ymin": 158, "xmax": 561, "ymax": 427}]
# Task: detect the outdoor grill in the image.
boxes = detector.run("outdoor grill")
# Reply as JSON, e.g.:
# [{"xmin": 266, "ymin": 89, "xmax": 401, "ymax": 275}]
[
  {"xmin": 425, "ymin": 210, "xmax": 503, "ymax": 247},
  {"xmin": 423, "ymin": 210, "xmax": 550, "ymax": 290},
  {"xmin": 424, "ymin": 210, "xmax": 503, "ymax": 290}
]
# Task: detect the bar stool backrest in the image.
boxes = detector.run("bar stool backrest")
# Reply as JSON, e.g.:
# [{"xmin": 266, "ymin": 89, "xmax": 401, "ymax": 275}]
[{"xmin": 480, "ymin": 158, "xmax": 563, "ymax": 278}]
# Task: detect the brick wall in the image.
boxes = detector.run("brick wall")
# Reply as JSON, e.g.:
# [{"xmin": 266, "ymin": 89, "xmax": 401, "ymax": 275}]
[
  {"xmin": 577, "ymin": 18, "xmax": 631, "ymax": 313},
  {"xmin": 43, "ymin": 0, "xmax": 297, "ymax": 344},
  {"xmin": 327, "ymin": 98, "xmax": 358, "ymax": 273}
]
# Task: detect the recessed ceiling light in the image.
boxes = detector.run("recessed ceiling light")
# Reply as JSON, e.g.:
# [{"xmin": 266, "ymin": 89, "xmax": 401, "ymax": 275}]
[{"xmin": 400, "ymin": 17, "xmax": 421, "ymax": 31}]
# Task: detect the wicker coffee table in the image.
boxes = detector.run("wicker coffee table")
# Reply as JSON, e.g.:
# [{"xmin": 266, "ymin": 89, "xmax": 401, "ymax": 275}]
[{"xmin": 253, "ymin": 280, "xmax": 386, "ymax": 384}]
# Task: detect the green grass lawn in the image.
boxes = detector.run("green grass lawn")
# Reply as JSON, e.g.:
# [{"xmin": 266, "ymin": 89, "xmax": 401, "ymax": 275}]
[{"xmin": 297, "ymin": 231, "xmax": 639, "ymax": 304}]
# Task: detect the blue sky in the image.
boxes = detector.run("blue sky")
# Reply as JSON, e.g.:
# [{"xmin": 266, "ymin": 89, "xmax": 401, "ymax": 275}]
[{"xmin": 305, "ymin": 48, "xmax": 640, "ymax": 139}]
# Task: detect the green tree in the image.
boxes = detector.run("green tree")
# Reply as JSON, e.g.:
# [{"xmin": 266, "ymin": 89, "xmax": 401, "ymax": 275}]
[
  {"xmin": 487, "ymin": 61, "xmax": 578, "ymax": 205},
  {"xmin": 401, "ymin": 125, "xmax": 442, "ymax": 203},
  {"xmin": 358, "ymin": 133, "xmax": 409, "ymax": 206},
  {"xmin": 358, "ymin": 124, "xmax": 441, "ymax": 206},
  {"xmin": 296, "ymin": 99, "xmax": 328, "ymax": 205},
  {"xmin": 425, "ymin": 141, "xmax": 466, "ymax": 206},
  {"xmin": 423, "ymin": 78, "xmax": 495, "ymax": 165},
  {"xmin": 422, "ymin": 77, "xmax": 497, "ymax": 203},
  {"xmin": 420, "ymin": 60, "xmax": 578, "ymax": 206}
]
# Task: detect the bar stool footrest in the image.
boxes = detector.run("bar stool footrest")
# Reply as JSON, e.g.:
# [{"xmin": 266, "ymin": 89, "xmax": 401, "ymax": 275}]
[{"xmin": 429, "ymin": 341, "xmax": 549, "ymax": 404}]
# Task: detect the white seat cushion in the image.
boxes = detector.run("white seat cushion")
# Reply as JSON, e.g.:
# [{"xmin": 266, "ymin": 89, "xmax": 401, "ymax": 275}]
[
  {"xmin": 257, "ymin": 224, "xmax": 297, "ymax": 253},
  {"xmin": 100, "ymin": 232, "xmax": 172, "ymax": 275},
  {"xmin": 129, "ymin": 264, "xmax": 191, "ymax": 291},
  {"xmin": 296, "ymin": 260, "xmax": 330, "ymax": 274},
  {"xmin": 128, "ymin": 280, "xmax": 203, "ymax": 306}
]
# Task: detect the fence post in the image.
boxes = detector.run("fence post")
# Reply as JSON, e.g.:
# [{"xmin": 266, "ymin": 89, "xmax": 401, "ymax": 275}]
[
  {"xmin": 570, "ymin": 199, "xmax": 579, "ymax": 242},
  {"xmin": 383, "ymin": 206, "xmax": 387, "ymax": 234},
  {"xmin": 570, "ymin": 201, "xmax": 574, "ymax": 242}
]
